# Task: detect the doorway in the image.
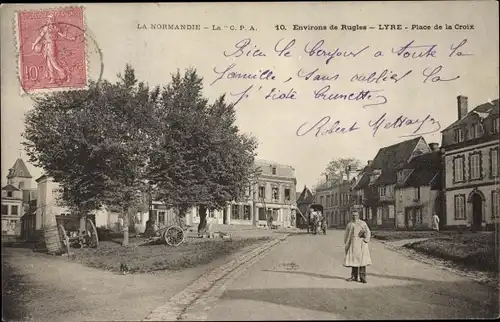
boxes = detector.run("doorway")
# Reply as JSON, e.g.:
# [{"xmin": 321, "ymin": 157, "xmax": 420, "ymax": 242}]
[
  {"xmin": 405, "ymin": 207, "xmax": 414, "ymax": 228},
  {"xmin": 472, "ymin": 192, "xmax": 483, "ymax": 230}
]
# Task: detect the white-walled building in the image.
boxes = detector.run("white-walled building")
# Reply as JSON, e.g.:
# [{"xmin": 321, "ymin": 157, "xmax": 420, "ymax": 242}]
[
  {"xmin": 149, "ymin": 159, "xmax": 297, "ymax": 229},
  {"xmin": 394, "ymin": 148, "xmax": 443, "ymax": 229},
  {"xmin": 1, "ymin": 159, "xmax": 37, "ymax": 236},
  {"xmin": 441, "ymin": 96, "xmax": 499, "ymax": 229}
]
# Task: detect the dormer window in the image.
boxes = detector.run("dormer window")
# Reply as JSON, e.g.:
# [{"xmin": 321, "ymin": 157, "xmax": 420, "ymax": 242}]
[
  {"xmin": 454, "ymin": 128, "xmax": 464, "ymax": 143},
  {"xmin": 271, "ymin": 166, "xmax": 277, "ymax": 175},
  {"xmin": 7, "ymin": 191, "xmax": 13, "ymax": 198},
  {"xmin": 397, "ymin": 171, "xmax": 404, "ymax": 182},
  {"xmin": 492, "ymin": 117, "xmax": 500, "ymax": 134},
  {"xmin": 469, "ymin": 123, "xmax": 480, "ymax": 139},
  {"xmin": 369, "ymin": 169, "xmax": 381, "ymax": 184}
]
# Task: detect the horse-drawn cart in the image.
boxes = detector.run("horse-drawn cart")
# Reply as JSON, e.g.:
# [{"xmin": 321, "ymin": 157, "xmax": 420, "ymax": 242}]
[
  {"xmin": 308, "ymin": 204, "xmax": 327, "ymax": 235},
  {"xmin": 295, "ymin": 202, "xmax": 327, "ymax": 235}
]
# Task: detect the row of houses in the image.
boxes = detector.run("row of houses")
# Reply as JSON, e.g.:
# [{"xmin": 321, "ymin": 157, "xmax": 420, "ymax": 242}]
[
  {"xmin": 314, "ymin": 95, "xmax": 499, "ymax": 230},
  {"xmin": 1, "ymin": 158, "xmax": 298, "ymax": 238}
]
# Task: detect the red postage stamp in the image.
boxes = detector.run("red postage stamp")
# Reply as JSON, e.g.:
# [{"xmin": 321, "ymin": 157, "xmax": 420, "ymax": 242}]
[{"xmin": 16, "ymin": 7, "xmax": 87, "ymax": 92}]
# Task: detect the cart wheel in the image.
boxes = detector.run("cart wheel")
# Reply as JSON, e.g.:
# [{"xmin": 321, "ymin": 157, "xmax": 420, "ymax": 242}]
[
  {"xmin": 163, "ymin": 225, "xmax": 185, "ymax": 247},
  {"xmin": 85, "ymin": 218, "xmax": 99, "ymax": 248},
  {"xmin": 58, "ymin": 224, "xmax": 70, "ymax": 254}
]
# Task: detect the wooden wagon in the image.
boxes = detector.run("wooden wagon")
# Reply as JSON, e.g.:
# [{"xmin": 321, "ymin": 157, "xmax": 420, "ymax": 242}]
[
  {"xmin": 142, "ymin": 220, "xmax": 187, "ymax": 247},
  {"xmin": 57, "ymin": 215, "xmax": 99, "ymax": 253}
]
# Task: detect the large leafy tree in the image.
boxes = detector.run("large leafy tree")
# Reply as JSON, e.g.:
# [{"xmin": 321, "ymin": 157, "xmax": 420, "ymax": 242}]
[
  {"xmin": 323, "ymin": 157, "xmax": 362, "ymax": 180},
  {"xmin": 148, "ymin": 69, "xmax": 259, "ymax": 232},
  {"xmin": 23, "ymin": 65, "xmax": 157, "ymax": 246}
]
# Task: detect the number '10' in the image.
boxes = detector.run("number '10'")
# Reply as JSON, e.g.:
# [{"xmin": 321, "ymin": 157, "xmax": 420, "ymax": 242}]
[
  {"xmin": 24, "ymin": 65, "xmax": 41, "ymax": 81},
  {"xmin": 275, "ymin": 25, "xmax": 286, "ymax": 31}
]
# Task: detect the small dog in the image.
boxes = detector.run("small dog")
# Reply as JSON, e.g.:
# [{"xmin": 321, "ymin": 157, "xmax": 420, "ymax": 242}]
[{"xmin": 120, "ymin": 263, "xmax": 130, "ymax": 275}]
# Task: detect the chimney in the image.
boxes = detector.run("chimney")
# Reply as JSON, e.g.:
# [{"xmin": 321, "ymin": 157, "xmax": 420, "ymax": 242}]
[
  {"xmin": 429, "ymin": 143, "xmax": 439, "ymax": 152},
  {"xmin": 325, "ymin": 174, "xmax": 329, "ymax": 182},
  {"xmin": 367, "ymin": 160, "xmax": 372, "ymax": 166},
  {"xmin": 457, "ymin": 95, "xmax": 468, "ymax": 120}
]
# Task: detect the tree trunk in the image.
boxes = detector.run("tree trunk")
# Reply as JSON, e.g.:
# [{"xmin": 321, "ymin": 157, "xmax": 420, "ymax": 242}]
[
  {"xmin": 198, "ymin": 205, "xmax": 208, "ymax": 234},
  {"xmin": 122, "ymin": 209, "xmax": 129, "ymax": 247}
]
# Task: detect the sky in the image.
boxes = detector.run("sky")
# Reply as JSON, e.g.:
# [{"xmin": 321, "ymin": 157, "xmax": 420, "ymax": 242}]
[{"xmin": 1, "ymin": 2, "xmax": 499, "ymax": 190}]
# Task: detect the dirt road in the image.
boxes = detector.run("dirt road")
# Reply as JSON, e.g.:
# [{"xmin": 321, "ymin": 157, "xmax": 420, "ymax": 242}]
[{"xmin": 181, "ymin": 230, "xmax": 499, "ymax": 320}]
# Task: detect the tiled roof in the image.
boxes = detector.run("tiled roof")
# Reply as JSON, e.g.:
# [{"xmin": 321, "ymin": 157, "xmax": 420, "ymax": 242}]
[
  {"xmin": 402, "ymin": 151, "xmax": 442, "ymax": 187},
  {"xmin": 443, "ymin": 99, "xmax": 499, "ymax": 131},
  {"xmin": 372, "ymin": 137, "xmax": 424, "ymax": 185},
  {"xmin": 353, "ymin": 137, "xmax": 424, "ymax": 189},
  {"xmin": 430, "ymin": 171, "xmax": 442, "ymax": 190},
  {"xmin": 2, "ymin": 184, "xmax": 20, "ymax": 191},
  {"xmin": 7, "ymin": 158, "xmax": 32, "ymax": 179},
  {"xmin": 353, "ymin": 173, "xmax": 370, "ymax": 190},
  {"xmin": 296, "ymin": 186, "xmax": 314, "ymax": 217},
  {"xmin": 296, "ymin": 186, "xmax": 314, "ymax": 204}
]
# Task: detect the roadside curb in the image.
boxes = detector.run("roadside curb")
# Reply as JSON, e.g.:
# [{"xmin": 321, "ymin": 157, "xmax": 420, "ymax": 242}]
[
  {"xmin": 376, "ymin": 237, "xmax": 430, "ymax": 249},
  {"xmin": 143, "ymin": 234, "xmax": 290, "ymax": 321},
  {"xmin": 179, "ymin": 234, "xmax": 291, "ymax": 321}
]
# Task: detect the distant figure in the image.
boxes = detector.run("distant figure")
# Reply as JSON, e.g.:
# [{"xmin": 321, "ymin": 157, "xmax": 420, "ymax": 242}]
[
  {"xmin": 344, "ymin": 210, "xmax": 372, "ymax": 283},
  {"xmin": 267, "ymin": 212, "xmax": 273, "ymax": 229},
  {"xmin": 432, "ymin": 213, "xmax": 440, "ymax": 232}
]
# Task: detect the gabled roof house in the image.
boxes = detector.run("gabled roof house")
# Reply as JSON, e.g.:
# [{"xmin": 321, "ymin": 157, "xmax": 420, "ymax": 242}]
[{"xmin": 353, "ymin": 136, "xmax": 434, "ymax": 227}]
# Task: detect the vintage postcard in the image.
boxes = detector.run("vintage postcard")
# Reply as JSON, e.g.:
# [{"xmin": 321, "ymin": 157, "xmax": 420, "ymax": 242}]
[{"xmin": 1, "ymin": 2, "xmax": 499, "ymax": 321}]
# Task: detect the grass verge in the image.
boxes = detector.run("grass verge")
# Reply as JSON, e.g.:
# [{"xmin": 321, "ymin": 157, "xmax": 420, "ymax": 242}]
[
  {"xmin": 404, "ymin": 233, "xmax": 497, "ymax": 272},
  {"xmin": 68, "ymin": 236, "xmax": 271, "ymax": 274},
  {"xmin": 372, "ymin": 230, "xmax": 461, "ymax": 241}
]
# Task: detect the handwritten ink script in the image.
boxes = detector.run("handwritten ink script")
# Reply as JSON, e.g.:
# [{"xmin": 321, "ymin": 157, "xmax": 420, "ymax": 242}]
[
  {"xmin": 295, "ymin": 113, "xmax": 441, "ymax": 138},
  {"xmin": 210, "ymin": 37, "xmax": 473, "ymax": 138}
]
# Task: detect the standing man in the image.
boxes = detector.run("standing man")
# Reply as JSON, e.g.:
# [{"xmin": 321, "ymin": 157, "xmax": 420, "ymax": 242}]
[
  {"xmin": 344, "ymin": 210, "xmax": 372, "ymax": 283},
  {"xmin": 432, "ymin": 213, "xmax": 440, "ymax": 232}
]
